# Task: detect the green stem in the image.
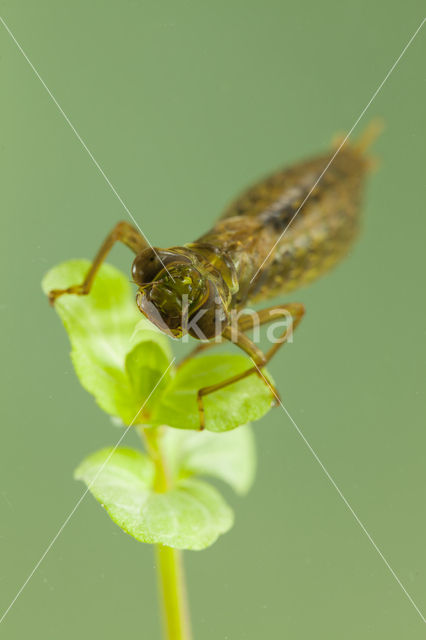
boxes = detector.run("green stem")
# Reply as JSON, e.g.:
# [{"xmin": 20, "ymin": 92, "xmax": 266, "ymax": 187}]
[
  {"xmin": 156, "ymin": 545, "xmax": 192, "ymax": 640},
  {"xmin": 140, "ymin": 427, "xmax": 192, "ymax": 640}
]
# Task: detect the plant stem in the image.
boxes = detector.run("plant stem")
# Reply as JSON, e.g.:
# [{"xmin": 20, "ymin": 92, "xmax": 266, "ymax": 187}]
[
  {"xmin": 141, "ymin": 426, "xmax": 192, "ymax": 640},
  {"xmin": 156, "ymin": 545, "xmax": 192, "ymax": 640}
]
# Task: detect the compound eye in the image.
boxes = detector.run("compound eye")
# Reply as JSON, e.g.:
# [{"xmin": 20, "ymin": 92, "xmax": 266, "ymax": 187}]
[{"xmin": 131, "ymin": 249, "xmax": 163, "ymax": 285}]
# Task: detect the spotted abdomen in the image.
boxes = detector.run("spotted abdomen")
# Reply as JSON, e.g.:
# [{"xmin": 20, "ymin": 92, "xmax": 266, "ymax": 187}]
[{"xmin": 214, "ymin": 145, "xmax": 370, "ymax": 304}]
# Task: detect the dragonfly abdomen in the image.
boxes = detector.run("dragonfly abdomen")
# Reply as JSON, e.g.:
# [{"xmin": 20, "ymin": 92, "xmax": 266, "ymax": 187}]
[{"xmin": 198, "ymin": 145, "xmax": 370, "ymax": 307}]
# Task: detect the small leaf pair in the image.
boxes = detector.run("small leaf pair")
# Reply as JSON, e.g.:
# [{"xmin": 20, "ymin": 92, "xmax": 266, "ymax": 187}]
[
  {"xmin": 42, "ymin": 260, "xmax": 274, "ymax": 432},
  {"xmin": 75, "ymin": 426, "xmax": 255, "ymax": 550}
]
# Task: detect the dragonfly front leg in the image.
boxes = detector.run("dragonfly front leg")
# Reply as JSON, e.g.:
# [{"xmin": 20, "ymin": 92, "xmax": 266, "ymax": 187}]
[
  {"xmin": 48, "ymin": 221, "xmax": 147, "ymax": 304},
  {"xmin": 197, "ymin": 303, "xmax": 305, "ymax": 429}
]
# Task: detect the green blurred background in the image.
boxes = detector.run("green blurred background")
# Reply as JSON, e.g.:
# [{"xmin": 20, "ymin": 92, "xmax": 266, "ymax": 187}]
[{"xmin": 1, "ymin": 1, "xmax": 425, "ymax": 638}]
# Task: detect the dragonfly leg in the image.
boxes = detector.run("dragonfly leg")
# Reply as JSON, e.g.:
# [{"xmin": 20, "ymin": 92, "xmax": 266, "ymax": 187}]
[
  {"xmin": 48, "ymin": 221, "xmax": 148, "ymax": 304},
  {"xmin": 197, "ymin": 303, "xmax": 305, "ymax": 428},
  {"xmin": 239, "ymin": 302, "xmax": 305, "ymax": 362}
]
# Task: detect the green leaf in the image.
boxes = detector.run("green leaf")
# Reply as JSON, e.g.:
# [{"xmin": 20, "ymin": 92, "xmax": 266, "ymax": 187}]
[
  {"xmin": 162, "ymin": 424, "xmax": 256, "ymax": 495},
  {"xmin": 152, "ymin": 354, "xmax": 274, "ymax": 432},
  {"xmin": 75, "ymin": 447, "xmax": 233, "ymax": 550},
  {"xmin": 42, "ymin": 260, "xmax": 173, "ymax": 424}
]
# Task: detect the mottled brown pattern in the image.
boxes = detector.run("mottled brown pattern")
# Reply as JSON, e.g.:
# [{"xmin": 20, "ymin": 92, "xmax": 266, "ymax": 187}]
[{"xmin": 197, "ymin": 145, "xmax": 368, "ymax": 307}]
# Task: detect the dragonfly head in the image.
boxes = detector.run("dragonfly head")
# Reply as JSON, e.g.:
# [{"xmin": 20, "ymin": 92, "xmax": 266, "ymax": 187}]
[{"xmin": 132, "ymin": 247, "xmax": 233, "ymax": 340}]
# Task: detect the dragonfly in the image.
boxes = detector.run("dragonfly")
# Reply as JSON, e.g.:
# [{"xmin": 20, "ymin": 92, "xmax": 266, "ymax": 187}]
[{"xmin": 48, "ymin": 125, "xmax": 379, "ymax": 428}]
